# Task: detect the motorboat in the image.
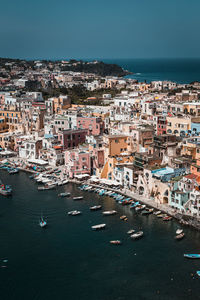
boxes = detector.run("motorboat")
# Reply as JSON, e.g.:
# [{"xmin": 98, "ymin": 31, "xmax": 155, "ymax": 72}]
[
  {"xmin": 90, "ymin": 205, "xmax": 102, "ymax": 211},
  {"xmin": 127, "ymin": 229, "xmax": 135, "ymax": 235},
  {"xmin": 175, "ymin": 233, "xmax": 185, "ymax": 240},
  {"xmin": 91, "ymin": 224, "xmax": 106, "ymax": 230},
  {"xmin": 176, "ymin": 229, "xmax": 183, "ymax": 235},
  {"xmin": 39, "ymin": 216, "xmax": 47, "ymax": 228},
  {"xmin": 8, "ymin": 168, "xmax": 19, "ymax": 174},
  {"xmin": 197, "ymin": 271, "xmax": 200, "ymax": 277},
  {"xmin": 120, "ymin": 215, "xmax": 127, "ymax": 220},
  {"xmin": 110, "ymin": 240, "xmax": 122, "ymax": 245},
  {"xmin": 68, "ymin": 210, "xmax": 82, "ymax": 216},
  {"xmin": 184, "ymin": 254, "xmax": 200, "ymax": 259},
  {"xmin": 131, "ymin": 231, "xmax": 144, "ymax": 239},
  {"xmin": 73, "ymin": 196, "xmax": 83, "ymax": 200},
  {"xmin": 102, "ymin": 210, "xmax": 117, "ymax": 216},
  {"xmin": 58, "ymin": 192, "xmax": 70, "ymax": 197}
]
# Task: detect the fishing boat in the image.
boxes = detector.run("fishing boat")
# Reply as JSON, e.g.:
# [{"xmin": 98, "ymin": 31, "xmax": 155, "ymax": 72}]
[
  {"xmin": 131, "ymin": 231, "xmax": 144, "ymax": 239},
  {"xmin": 90, "ymin": 205, "xmax": 102, "ymax": 211},
  {"xmin": 176, "ymin": 229, "xmax": 183, "ymax": 235},
  {"xmin": 68, "ymin": 210, "xmax": 82, "ymax": 216},
  {"xmin": 39, "ymin": 216, "xmax": 47, "ymax": 228},
  {"xmin": 175, "ymin": 233, "xmax": 185, "ymax": 240},
  {"xmin": 110, "ymin": 240, "xmax": 122, "ymax": 245},
  {"xmin": 184, "ymin": 254, "xmax": 200, "ymax": 259},
  {"xmin": 73, "ymin": 196, "xmax": 83, "ymax": 201},
  {"xmin": 196, "ymin": 271, "xmax": 200, "ymax": 277},
  {"xmin": 163, "ymin": 216, "xmax": 172, "ymax": 221},
  {"xmin": 58, "ymin": 192, "xmax": 70, "ymax": 197},
  {"xmin": 102, "ymin": 210, "xmax": 117, "ymax": 216},
  {"xmin": 127, "ymin": 229, "xmax": 135, "ymax": 234},
  {"xmin": 91, "ymin": 223, "xmax": 106, "ymax": 230}
]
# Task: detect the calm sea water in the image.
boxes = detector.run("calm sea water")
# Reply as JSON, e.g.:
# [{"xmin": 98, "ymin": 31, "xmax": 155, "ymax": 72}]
[
  {"xmin": 103, "ymin": 58, "xmax": 200, "ymax": 84},
  {"xmin": 1, "ymin": 171, "xmax": 200, "ymax": 300}
]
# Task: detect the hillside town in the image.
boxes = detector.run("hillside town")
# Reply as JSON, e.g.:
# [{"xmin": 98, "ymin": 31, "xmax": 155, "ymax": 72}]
[{"xmin": 1, "ymin": 59, "xmax": 200, "ymax": 225}]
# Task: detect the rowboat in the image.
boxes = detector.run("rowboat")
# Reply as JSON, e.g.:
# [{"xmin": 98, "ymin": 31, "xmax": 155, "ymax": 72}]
[
  {"xmin": 110, "ymin": 240, "xmax": 122, "ymax": 245},
  {"xmin": 131, "ymin": 231, "xmax": 144, "ymax": 239},
  {"xmin": 102, "ymin": 210, "xmax": 117, "ymax": 216},
  {"xmin": 184, "ymin": 254, "xmax": 200, "ymax": 259},
  {"xmin": 91, "ymin": 224, "xmax": 106, "ymax": 230},
  {"xmin": 176, "ymin": 229, "xmax": 183, "ymax": 235},
  {"xmin": 135, "ymin": 205, "xmax": 146, "ymax": 212},
  {"xmin": 141, "ymin": 208, "xmax": 154, "ymax": 215},
  {"xmin": 175, "ymin": 233, "xmax": 185, "ymax": 240},
  {"xmin": 90, "ymin": 205, "xmax": 102, "ymax": 211}
]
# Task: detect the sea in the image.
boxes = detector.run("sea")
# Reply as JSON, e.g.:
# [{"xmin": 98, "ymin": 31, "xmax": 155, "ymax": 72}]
[
  {"xmin": 1, "ymin": 171, "xmax": 200, "ymax": 300},
  {"xmin": 103, "ymin": 58, "xmax": 200, "ymax": 84}
]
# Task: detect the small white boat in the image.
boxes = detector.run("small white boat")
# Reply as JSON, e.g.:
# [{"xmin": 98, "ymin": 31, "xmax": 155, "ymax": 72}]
[
  {"xmin": 102, "ymin": 210, "xmax": 117, "ymax": 216},
  {"xmin": 127, "ymin": 229, "xmax": 135, "ymax": 235},
  {"xmin": 39, "ymin": 217, "xmax": 47, "ymax": 228},
  {"xmin": 90, "ymin": 205, "xmax": 102, "ymax": 211},
  {"xmin": 73, "ymin": 196, "xmax": 83, "ymax": 201},
  {"xmin": 176, "ymin": 229, "xmax": 183, "ymax": 235},
  {"xmin": 110, "ymin": 240, "xmax": 122, "ymax": 245},
  {"xmin": 58, "ymin": 192, "xmax": 70, "ymax": 197},
  {"xmin": 131, "ymin": 231, "xmax": 143, "ymax": 239},
  {"xmin": 68, "ymin": 210, "xmax": 82, "ymax": 216},
  {"xmin": 91, "ymin": 223, "xmax": 106, "ymax": 230}
]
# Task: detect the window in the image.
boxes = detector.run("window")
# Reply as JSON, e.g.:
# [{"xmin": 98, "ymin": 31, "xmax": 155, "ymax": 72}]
[
  {"xmin": 115, "ymin": 139, "xmax": 119, "ymax": 143},
  {"xmin": 62, "ymin": 121, "xmax": 64, "ymax": 125}
]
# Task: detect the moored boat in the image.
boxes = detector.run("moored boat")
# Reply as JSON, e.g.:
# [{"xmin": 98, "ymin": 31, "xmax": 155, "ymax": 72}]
[
  {"xmin": 120, "ymin": 215, "xmax": 127, "ymax": 220},
  {"xmin": 153, "ymin": 210, "xmax": 161, "ymax": 215},
  {"xmin": 163, "ymin": 216, "xmax": 172, "ymax": 221},
  {"xmin": 175, "ymin": 233, "xmax": 185, "ymax": 240},
  {"xmin": 197, "ymin": 271, "xmax": 200, "ymax": 277},
  {"xmin": 135, "ymin": 205, "xmax": 146, "ymax": 212},
  {"xmin": 127, "ymin": 229, "xmax": 135, "ymax": 234},
  {"xmin": 102, "ymin": 210, "xmax": 117, "ymax": 216},
  {"xmin": 58, "ymin": 192, "xmax": 70, "ymax": 197},
  {"xmin": 90, "ymin": 205, "xmax": 102, "ymax": 211},
  {"xmin": 184, "ymin": 254, "xmax": 200, "ymax": 259},
  {"xmin": 38, "ymin": 184, "xmax": 56, "ymax": 191},
  {"xmin": 68, "ymin": 210, "xmax": 82, "ymax": 216},
  {"xmin": 91, "ymin": 223, "xmax": 106, "ymax": 230},
  {"xmin": 131, "ymin": 231, "xmax": 144, "ymax": 239},
  {"xmin": 176, "ymin": 229, "xmax": 183, "ymax": 235},
  {"xmin": 110, "ymin": 240, "xmax": 122, "ymax": 245},
  {"xmin": 0, "ymin": 183, "xmax": 12, "ymax": 196},
  {"xmin": 73, "ymin": 196, "xmax": 83, "ymax": 201}
]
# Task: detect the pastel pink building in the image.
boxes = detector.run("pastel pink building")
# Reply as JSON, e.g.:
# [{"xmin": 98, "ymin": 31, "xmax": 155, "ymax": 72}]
[
  {"xmin": 65, "ymin": 149, "xmax": 91, "ymax": 178},
  {"xmin": 77, "ymin": 116, "xmax": 104, "ymax": 136},
  {"xmin": 58, "ymin": 129, "xmax": 87, "ymax": 150}
]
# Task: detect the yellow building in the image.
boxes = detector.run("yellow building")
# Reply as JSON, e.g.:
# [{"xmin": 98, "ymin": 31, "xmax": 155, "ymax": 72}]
[
  {"xmin": 183, "ymin": 102, "xmax": 200, "ymax": 116},
  {"xmin": 0, "ymin": 111, "xmax": 23, "ymax": 132},
  {"xmin": 166, "ymin": 116, "xmax": 191, "ymax": 136}
]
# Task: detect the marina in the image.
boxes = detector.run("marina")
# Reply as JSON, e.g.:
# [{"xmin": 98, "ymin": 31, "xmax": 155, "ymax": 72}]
[{"xmin": 1, "ymin": 171, "xmax": 200, "ymax": 300}]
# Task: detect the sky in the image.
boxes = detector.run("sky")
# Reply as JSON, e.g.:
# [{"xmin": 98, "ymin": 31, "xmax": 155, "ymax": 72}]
[{"xmin": 0, "ymin": 0, "xmax": 200, "ymax": 59}]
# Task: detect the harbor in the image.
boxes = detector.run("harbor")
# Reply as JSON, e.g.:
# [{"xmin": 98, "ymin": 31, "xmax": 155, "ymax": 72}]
[{"xmin": 1, "ymin": 171, "xmax": 200, "ymax": 300}]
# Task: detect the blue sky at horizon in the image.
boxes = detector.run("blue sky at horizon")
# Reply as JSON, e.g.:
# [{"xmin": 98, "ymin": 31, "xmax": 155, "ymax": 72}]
[{"xmin": 0, "ymin": 0, "xmax": 200, "ymax": 59}]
